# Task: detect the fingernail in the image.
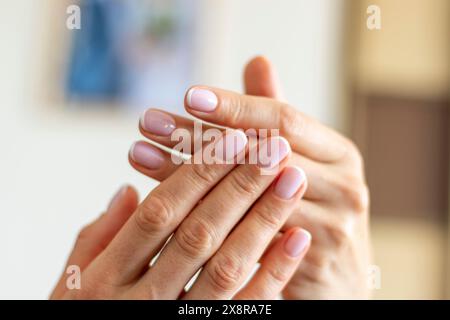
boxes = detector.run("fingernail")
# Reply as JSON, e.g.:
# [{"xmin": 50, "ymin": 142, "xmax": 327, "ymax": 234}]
[
  {"xmin": 186, "ymin": 87, "xmax": 218, "ymax": 112},
  {"xmin": 257, "ymin": 136, "xmax": 291, "ymax": 169},
  {"xmin": 274, "ymin": 166, "xmax": 306, "ymax": 199},
  {"xmin": 284, "ymin": 229, "xmax": 311, "ymax": 257},
  {"xmin": 108, "ymin": 185, "xmax": 128, "ymax": 211},
  {"xmin": 129, "ymin": 141, "xmax": 165, "ymax": 170},
  {"xmin": 140, "ymin": 109, "xmax": 176, "ymax": 136},
  {"xmin": 214, "ymin": 130, "xmax": 248, "ymax": 161}
]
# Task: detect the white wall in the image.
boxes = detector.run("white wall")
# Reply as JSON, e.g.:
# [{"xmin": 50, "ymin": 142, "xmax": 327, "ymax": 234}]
[{"xmin": 0, "ymin": 0, "xmax": 345, "ymax": 299}]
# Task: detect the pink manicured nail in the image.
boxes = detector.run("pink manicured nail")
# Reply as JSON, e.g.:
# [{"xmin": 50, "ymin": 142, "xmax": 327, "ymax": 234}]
[
  {"xmin": 214, "ymin": 130, "xmax": 248, "ymax": 161},
  {"xmin": 186, "ymin": 88, "xmax": 218, "ymax": 112},
  {"xmin": 274, "ymin": 166, "xmax": 306, "ymax": 199},
  {"xmin": 130, "ymin": 141, "xmax": 165, "ymax": 170},
  {"xmin": 140, "ymin": 109, "xmax": 176, "ymax": 136},
  {"xmin": 284, "ymin": 229, "xmax": 311, "ymax": 257},
  {"xmin": 257, "ymin": 137, "xmax": 291, "ymax": 169}
]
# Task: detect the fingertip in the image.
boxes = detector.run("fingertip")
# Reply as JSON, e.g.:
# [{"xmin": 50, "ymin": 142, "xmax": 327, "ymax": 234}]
[
  {"xmin": 108, "ymin": 184, "xmax": 139, "ymax": 215},
  {"xmin": 129, "ymin": 141, "xmax": 138, "ymax": 163},
  {"xmin": 185, "ymin": 86, "xmax": 195, "ymax": 108},
  {"xmin": 122, "ymin": 184, "xmax": 139, "ymax": 209},
  {"xmin": 107, "ymin": 185, "xmax": 128, "ymax": 211},
  {"xmin": 283, "ymin": 227, "xmax": 311, "ymax": 258},
  {"xmin": 184, "ymin": 86, "xmax": 218, "ymax": 113},
  {"xmin": 273, "ymin": 166, "xmax": 307, "ymax": 200},
  {"xmin": 244, "ymin": 56, "xmax": 273, "ymax": 91},
  {"xmin": 244, "ymin": 55, "xmax": 283, "ymax": 100},
  {"xmin": 279, "ymin": 136, "xmax": 291, "ymax": 154},
  {"xmin": 245, "ymin": 55, "xmax": 272, "ymax": 75},
  {"xmin": 128, "ymin": 141, "xmax": 165, "ymax": 170}
]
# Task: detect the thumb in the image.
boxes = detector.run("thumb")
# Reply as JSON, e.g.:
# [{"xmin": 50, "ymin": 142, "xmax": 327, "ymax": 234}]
[
  {"xmin": 243, "ymin": 55, "xmax": 285, "ymax": 100},
  {"xmin": 50, "ymin": 185, "xmax": 138, "ymax": 299}
]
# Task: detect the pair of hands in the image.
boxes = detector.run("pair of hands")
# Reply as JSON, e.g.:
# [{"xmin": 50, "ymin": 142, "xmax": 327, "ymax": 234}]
[{"xmin": 51, "ymin": 57, "xmax": 370, "ymax": 299}]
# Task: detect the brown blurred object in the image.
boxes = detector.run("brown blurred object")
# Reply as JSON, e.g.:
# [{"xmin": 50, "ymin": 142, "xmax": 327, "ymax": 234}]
[
  {"xmin": 346, "ymin": 0, "xmax": 450, "ymax": 298},
  {"xmin": 359, "ymin": 96, "xmax": 449, "ymax": 220}
]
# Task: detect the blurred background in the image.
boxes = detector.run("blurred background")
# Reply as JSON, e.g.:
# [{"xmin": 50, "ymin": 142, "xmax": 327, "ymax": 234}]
[{"xmin": 0, "ymin": 0, "xmax": 448, "ymax": 299}]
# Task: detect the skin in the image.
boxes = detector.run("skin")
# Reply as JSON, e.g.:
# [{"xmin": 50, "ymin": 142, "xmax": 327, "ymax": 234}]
[
  {"xmin": 131, "ymin": 57, "xmax": 372, "ymax": 299},
  {"xmin": 51, "ymin": 133, "xmax": 311, "ymax": 299}
]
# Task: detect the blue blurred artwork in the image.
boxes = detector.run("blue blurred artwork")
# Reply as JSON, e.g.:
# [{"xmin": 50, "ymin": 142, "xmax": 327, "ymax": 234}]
[{"xmin": 66, "ymin": 0, "xmax": 196, "ymax": 113}]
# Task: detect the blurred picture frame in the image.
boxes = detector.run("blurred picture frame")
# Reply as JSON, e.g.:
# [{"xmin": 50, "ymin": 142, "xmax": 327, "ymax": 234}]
[{"xmin": 65, "ymin": 0, "xmax": 197, "ymax": 114}]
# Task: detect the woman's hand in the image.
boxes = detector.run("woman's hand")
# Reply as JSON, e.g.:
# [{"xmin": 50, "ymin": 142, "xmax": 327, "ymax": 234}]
[
  {"xmin": 131, "ymin": 57, "xmax": 371, "ymax": 299},
  {"xmin": 51, "ymin": 131, "xmax": 310, "ymax": 299}
]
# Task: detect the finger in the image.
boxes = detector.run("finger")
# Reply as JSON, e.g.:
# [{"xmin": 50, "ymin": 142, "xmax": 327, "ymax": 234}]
[
  {"xmin": 93, "ymin": 130, "xmax": 248, "ymax": 285},
  {"xmin": 130, "ymin": 141, "xmax": 329, "ymax": 202},
  {"xmin": 134, "ymin": 137, "xmax": 291, "ymax": 298},
  {"xmin": 244, "ymin": 56, "xmax": 284, "ymax": 100},
  {"xmin": 135, "ymin": 56, "xmax": 281, "ymax": 165},
  {"xmin": 50, "ymin": 186, "xmax": 138, "ymax": 299},
  {"xmin": 282, "ymin": 199, "xmax": 353, "ymax": 250},
  {"xmin": 234, "ymin": 228, "xmax": 311, "ymax": 300},
  {"xmin": 184, "ymin": 166, "xmax": 307, "ymax": 299},
  {"xmin": 289, "ymin": 153, "xmax": 336, "ymax": 201},
  {"xmin": 139, "ymin": 108, "xmax": 219, "ymax": 153},
  {"xmin": 184, "ymin": 86, "xmax": 349, "ymax": 163},
  {"xmin": 258, "ymin": 199, "xmax": 319, "ymax": 259},
  {"xmin": 129, "ymin": 141, "xmax": 182, "ymax": 182},
  {"xmin": 134, "ymin": 57, "xmax": 281, "ymax": 177},
  {"xmin": 133, "ymin": 56, "xmax": 281, "ymax": 177}
]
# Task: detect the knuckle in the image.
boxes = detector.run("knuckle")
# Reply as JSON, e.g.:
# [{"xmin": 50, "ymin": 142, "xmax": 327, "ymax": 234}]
[
  {"xmin": 309, "ymin": 253, "xmax": 328, "ymax": 271},
  {"xmin": 334, "ymin": 176, "xmax": 369, "ymax": 214},
  {"xmin": 324, "ymin": 217, "xmax": 353, "ymax": 250},
  {"xmin": 302, "ymin": 255, "xmax": 330, "ymax": 283},
  {"xmin": 223, "ymin": 95, "xmax": 246, "ymax": 125},
  {"xmin": 345, "ymin": 140, "xmax": 364, "ymax": 166},
  {"xmin": 279, "ymin": 104, "xmax": 305, "ymax": 138},
  {"xmin": 229, "ymin": 168, "xmax": 261, "ymax": 197},
  {"xmin": 190, "ymin": 163, "xmax": 218, "ymax": 187},
  {"xmin": 174, "ymin": 217, "xmax": 215, "ymax": 259},
  {"xmin": 346, "ymin": 184, "xmax": 369, "ymax": 214},
  {"xmin": 267, "ymin": 265, "xmax": 291, "ymax": 285},
  {"xmin": 330, "ymin": 228, "xmax": 348, "ymax": 250},
  {"xmin": 207, "ymin": 253, "xmax": 244, "ymax": 293},
  {"xmin": 134, "ymin": 194, "xmax": 172, "ymax": 234},
  {"xmin": 253, "ymin": 204, "xmax": 284, "ymax": 231}
]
